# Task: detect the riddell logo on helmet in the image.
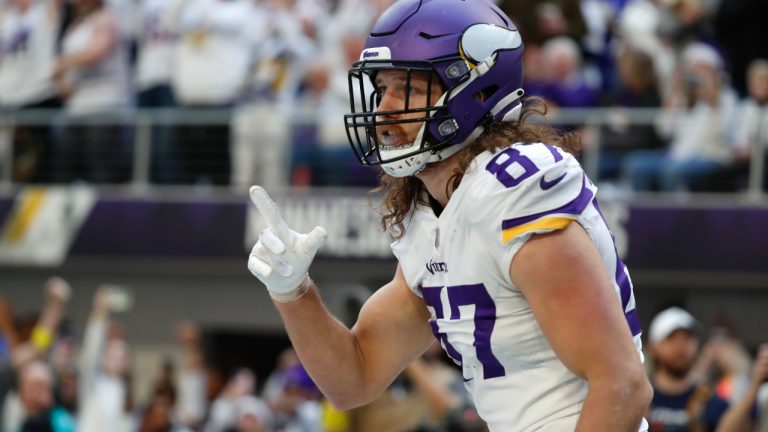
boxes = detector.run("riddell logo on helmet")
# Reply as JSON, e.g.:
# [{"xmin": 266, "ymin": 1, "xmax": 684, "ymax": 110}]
[{"xmin": 359, "ymin": 47, "xmax": 391, "ymax": 61}]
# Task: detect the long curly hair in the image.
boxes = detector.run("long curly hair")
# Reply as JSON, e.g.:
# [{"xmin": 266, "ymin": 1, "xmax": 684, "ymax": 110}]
[{"xmin": 373, "ymin": 98, "xmax": 581, "ymax": 239}]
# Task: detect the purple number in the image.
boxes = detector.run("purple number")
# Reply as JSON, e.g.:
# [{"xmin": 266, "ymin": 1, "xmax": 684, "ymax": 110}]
[
  {"xmin": 421, "ymin": 284, "xmax": 505, "ymax": 380},
  {"xmin": 486, "ymin": 147, "xmax": 539, "ymax": 188},
  {"xmin": 422, "ymin": 285, "xmax": 464, "ymax": 366}
]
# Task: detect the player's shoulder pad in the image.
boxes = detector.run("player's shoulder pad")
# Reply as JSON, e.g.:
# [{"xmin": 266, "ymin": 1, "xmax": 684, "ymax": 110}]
[{"xmin": 464, "ymin": 143, "xmax": 595, "ymax": 244}]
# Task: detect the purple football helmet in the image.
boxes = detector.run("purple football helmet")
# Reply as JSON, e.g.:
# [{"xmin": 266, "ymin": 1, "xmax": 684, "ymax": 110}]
[{"xmin": 345, "ymin": 0, "xmax": 525, "ymax": 177}]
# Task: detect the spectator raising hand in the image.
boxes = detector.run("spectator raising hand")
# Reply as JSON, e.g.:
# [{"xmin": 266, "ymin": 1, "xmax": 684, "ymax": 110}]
[
  {"xmin": 717, "ymin": 344, "xmax": 768, "ymax": 432},
  {"xmin": 77, "ymin": 285, "xmax": 134, "ymax": 432},
  {"xmin": 7, "ymin": 277, "xmax": 71, "ymax": 369}
]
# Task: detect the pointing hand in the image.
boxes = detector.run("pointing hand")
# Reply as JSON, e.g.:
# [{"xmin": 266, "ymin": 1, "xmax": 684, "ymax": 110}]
[{"xmin": 247, "ymin": 186, "xmax": 327, "ymax": 302}]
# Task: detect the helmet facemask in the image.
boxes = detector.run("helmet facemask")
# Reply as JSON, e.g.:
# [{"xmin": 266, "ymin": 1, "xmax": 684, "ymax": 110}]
[{"xmin": 345, "ymin": 59, "xmax": 462, "ymax": 177}]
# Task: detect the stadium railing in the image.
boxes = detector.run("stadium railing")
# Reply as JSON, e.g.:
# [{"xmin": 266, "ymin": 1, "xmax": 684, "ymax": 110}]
[{"xmin": 0, "ymin": 107, "xmax": 765, "ymax": 198}]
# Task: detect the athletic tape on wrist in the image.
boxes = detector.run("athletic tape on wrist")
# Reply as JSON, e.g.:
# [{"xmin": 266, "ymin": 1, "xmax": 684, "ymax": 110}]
[{"xmin": 270, "ymin": 277, "xmax": 312, "ymax": 303}]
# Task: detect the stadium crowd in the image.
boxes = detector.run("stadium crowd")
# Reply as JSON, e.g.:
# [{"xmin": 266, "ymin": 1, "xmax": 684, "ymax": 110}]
[
  {"xmin": 1, "ymin": 278, "xmax": 768, "ymax": 431},
  {"xmin": 0, "ymin": 279, "xmax": 491, "ymax": 432},
  {"xmin": 1, "ymin": 0, "xmax": 767, "ymax": 190}
]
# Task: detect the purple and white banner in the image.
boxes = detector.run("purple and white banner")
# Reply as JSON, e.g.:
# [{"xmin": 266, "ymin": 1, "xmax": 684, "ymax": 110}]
[{"xmin": 1, "ymin": 189, "xmax": 767, "ymax": 273}]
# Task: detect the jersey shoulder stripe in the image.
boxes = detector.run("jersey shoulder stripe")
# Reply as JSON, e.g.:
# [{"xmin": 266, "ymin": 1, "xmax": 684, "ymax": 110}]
[{"xmin": 500, "ymin": 174, "xmax": 593, "ymax": 243}]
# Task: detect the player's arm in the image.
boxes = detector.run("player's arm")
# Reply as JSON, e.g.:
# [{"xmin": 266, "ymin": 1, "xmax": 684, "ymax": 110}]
[
  {"xmin": 509, "ymin": 222, "xmax": 653, "ymax": 431},
  {"xmin": 247, "ymin": 186, "xmax": 434, "ymax": 409},
  {"xmin": 274, "ymin": 266, "xmax": 434, "ymax": 409}
]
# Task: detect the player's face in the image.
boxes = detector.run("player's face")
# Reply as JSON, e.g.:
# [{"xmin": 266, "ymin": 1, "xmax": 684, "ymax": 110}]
[
  {"xmin": 374, "ymin": 70, "xmax": 443, "ymax": 148},
  {"xmin": 652, "ymin": 329, "xmax": 699, "ymax": 378}
]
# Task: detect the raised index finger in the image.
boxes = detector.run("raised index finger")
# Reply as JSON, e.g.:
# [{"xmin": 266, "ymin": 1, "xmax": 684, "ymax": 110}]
[{"xmin": 249, "ymin": 186, "xmax": 291, "ymax": 240}]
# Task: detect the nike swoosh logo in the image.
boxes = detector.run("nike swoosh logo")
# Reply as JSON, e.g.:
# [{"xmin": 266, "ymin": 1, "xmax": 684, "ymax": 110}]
[
  {"xmin": 463, "ymin": 377, "xmax": 474, "ymax": 383},
  {"xmin": 540, "ymin": 172, "xmax": 567, "ymax": 190}
]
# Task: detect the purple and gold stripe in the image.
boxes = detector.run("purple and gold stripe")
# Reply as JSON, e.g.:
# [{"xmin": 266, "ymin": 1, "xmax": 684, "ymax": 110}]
[{"xmin": 500, "ymin": 175, "xmax": 593, "ymax": 244}]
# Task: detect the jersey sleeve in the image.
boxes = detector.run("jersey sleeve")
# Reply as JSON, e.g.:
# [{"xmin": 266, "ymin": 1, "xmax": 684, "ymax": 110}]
[{"xmin": 468, "ymin": 143, "xmax": 596, "ymax": 287}]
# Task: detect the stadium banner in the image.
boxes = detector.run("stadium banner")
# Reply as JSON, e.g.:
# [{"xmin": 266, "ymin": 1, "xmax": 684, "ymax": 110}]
[
  {"xmin": 0, "ymin": 191, "xmax": 766, "ymax": 273},
  {"xmin": 0, "ymin": 186, "xmax": 96, "ymax": 266}
]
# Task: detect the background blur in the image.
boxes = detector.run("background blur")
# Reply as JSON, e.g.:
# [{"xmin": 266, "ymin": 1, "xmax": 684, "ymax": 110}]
[{"xmin": 1, "ymin": 0, "xmax": 768, "ymax": 430}]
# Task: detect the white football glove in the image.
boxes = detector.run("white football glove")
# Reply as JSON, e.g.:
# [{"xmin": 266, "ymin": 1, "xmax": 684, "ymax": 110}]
[{"xmin": 247, "ymin": 186, "xmax": 327, "ymax": 302}]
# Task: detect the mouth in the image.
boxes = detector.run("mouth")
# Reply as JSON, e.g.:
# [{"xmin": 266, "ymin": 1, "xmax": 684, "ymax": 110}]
[{"xmin": 377, "ymin": 129, "xmax": 404, "ymax": 150}]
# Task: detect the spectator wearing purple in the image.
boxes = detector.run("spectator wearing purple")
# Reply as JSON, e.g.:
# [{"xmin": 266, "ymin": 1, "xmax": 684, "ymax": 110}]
[
  {"xmin": 270, "ymin": 364, "xmax": 321, "ymax": 432},
  {"xmin": 526, "ymin": 36, "xmax": 600, "ymax": 109}
]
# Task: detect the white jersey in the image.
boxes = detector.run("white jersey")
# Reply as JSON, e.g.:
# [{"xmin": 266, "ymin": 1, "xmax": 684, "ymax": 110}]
[
  {"xmin": 0, "ymin": 1, "xmax": 58, "ymax": 107},
  {"xmin": 392, "ymin": 143, "xmax": 645, "ymax": 432},
  {"xmin": 61, "ymin": 10, "xmax": 130, "ymax": 115},
  {"xmin": 135, "ymin": 0, "xmax": 179, "ymax": 91},
  {"xmin": 172, "ymin": 0, "xmax": 262, "ymax": 105}
]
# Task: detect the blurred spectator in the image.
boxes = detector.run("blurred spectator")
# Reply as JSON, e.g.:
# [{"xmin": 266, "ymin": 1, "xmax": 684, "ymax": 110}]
[
  {"xmin": 713, "ymin": 0, "xmax": 768, "ymax": 97},
  {"xmin": 579, "ymin": 0, "xmax": 625, "ymax": 92},
  {"xmin": 14, "ymin": 361, "xmax": 76, "ymax": 432},
  {"xmin": 138, "ymin": 388, "xmax": 194, "ymax": 432},
  {"xmin": 345, "ymin": 377, "xmax": 427, "ymax": 431},
  {"xmin": 134, "ymin": 0, "xmax": 181, "ymax": 183},
  {"xmin": 171, "ymin": 0, "xmax": 262, "ymax": 185},
  {"xmin": 624, "ymin": 42, "xmax": 739, "ymax": 191},
  {"xmin": 646, "ymin": 307, "xmax": 730, "ymax": 431},
  {"xmin": 291, "ymin": 28, "xmax": 378, "ymax": 187},
  {"xmin": 656, "ymin": 0, "xmax": 719, "ymax": 49},
  {"xmin": 616, "ymin": 0, "xmax": 677, "ymax": 95},
  {"xmin": 526, "ymin": 36, "xmax": 600, "ymax": 109},
  {"xmin": 174, "ymin": 321, "xmax": 207, "ymax": 429},
  {"xmin": 1, "ymin": 278, "xmax": 71, "ymax": 431},
  {"xmin": 316, "ymin": 0, "xmax": 384, "ymax": 50},
  {"xmin": 262, "ymin": 348, "xmax": 299, "ymax": 407},
  {"xmin": 49, "ymin": 335, "xmax": 79, "ymax": 416},
  {"xmin": 149, "ymin": 357, "xmax": 178, "ymax": 410},
  {"xmin": 700, "ymin": 327, "xmax": 754, "ymax": 404},
  {"xmin": 231, "ymin": 0, "xmax": 314, "ymax": 189},
  {"xmin": 77, "ymin": 286, "xmax": 134, "ymax": 432},
  {"xmin": 497, "ymin": 0, "xmax": 586, "ymax": 46},
  {"xmin": 0, "ymin": 0, "xmax": 63, "ymax": 182},
  {"xmin": 732, "ymin": 59, "xmax": 768, "ymax": 188},
  {"xmin": 51, "ymin": 0, "xmax": 132, "ymax": 183},
  {"xmin": 598, "ymin": 43, "xmax": 665, "ymax": 181},
  {"xmin": 233, "ymin": 395, "xmax": 273, "ymax": 432},
  {"xmin": 1, "ymin": 298, "xmax": 19, "ymax": 429},
  {"xmin": 204, "ymin": 367, "xmax": 258, "ymax": 432},
  {"xmin": 717, "ymin": 344, "xmax": 768, "ymax": 431},
  {"xmin": 270, "ymin": 364, "xmax": 321, "ymax": 432}
]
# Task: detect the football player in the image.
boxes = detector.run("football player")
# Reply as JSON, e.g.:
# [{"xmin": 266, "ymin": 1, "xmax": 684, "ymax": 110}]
[{"xmin": 247, "ymin": 0, "xmax": 652, "ymax": 430}]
